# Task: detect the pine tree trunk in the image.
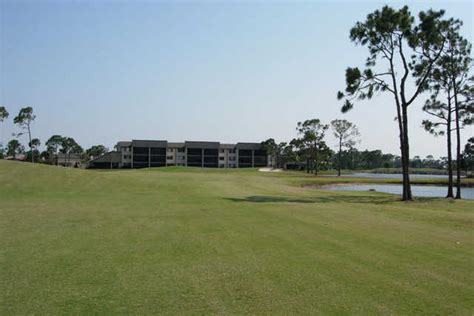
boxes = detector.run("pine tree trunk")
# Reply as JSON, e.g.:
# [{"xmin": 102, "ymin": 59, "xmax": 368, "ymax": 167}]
[
  {"xmin": 446, "ymin": 98, "xmax": 454, "ymax": 198},
  {"xmin": 401, "ymin": 105, "xmax": 412, "ymax": 201},
  {"xmin": 314, "ymin": 151, "xmax": 318, "ymax": 176},
  {"xmin": 453, "ymin": 84, "xmax": 462, "ymax": 199},
  {"xmin": 338, "ymin": 137, "xmax": 342, "ymax": 176},
  {"xmin": 28, "ymin": 124, "xmax": 33, "ymax": 163},
  {"xmin": 350, "ymin": 148, "xmax": 354, "ymax": 170}
]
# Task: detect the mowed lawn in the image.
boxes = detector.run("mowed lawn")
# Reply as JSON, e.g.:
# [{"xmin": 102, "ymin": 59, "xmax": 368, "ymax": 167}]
[{"xmin": 1, "ymin": 161, "xmax": 473, "ymax": 314}]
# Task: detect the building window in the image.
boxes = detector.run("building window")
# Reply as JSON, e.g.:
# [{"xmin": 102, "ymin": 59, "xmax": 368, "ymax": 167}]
[
  {"xmin": 219, "ymin": 149, "xmax": 225, "ymax": 153},
  {"xmin": 166, "ymin": 156, "xmax": 174, "ymax": 160},
  {"xmin": 229, "ymin": 149, "xmax": 236, "ymax": 154},
  {"xmin": 219, "ymin": 157, "xmax": 225, "ymax": 161},
  {"xmin": 229, "ymin": 156, "xmax": 236, "ymax": 161},
  {"xmin": 167, "ymin": 148, "xmax": 173, "ymax": 153},
  {"xmin": 178, "ymin": 148, "xmax": 185, "ymax": 153}
]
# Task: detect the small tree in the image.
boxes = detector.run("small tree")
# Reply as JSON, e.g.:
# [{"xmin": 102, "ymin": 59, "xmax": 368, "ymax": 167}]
[
  {"xmin": 46, "ymin": 135, "xmax": 63, "ymax": 163},
  {"xmin": 13, "ymin": 107, "xmax": 36, "ymax": 163},
  {"xmin": 296, "ymin": 119, "xmax": 329, "ymax": 175},
  {"xmin": 261, "ymin": 138, "xmax": 278, "ymax": 168},
  {"xmin": 276, "ymin": 142, "xmax": 289, "ymax": 169},
  {"xmin": 60, "ymin": 137, "xmax": 83, "ymax": 166},
  {"xmin": 40, "ymin": 150, "xmax": 50, "ymax": 161},
  {"xmin": 7, "ymin": 139, "xmax": 24, "ymax": 159},
  {"xmin": 422, "ymin": 21, "xmax": 473, "ymax": 198},
  {"xmin": 28, "ymin": 138, "xmax": 41, "ymax": 162},
  {"xmin": 85, "ymin": 145, "xmax": 108, "ymax": 160},
  {"xmin": 29, "ymin": 138, "xmax": 41, "ymax": 150},
  {"xmin": 422, "ymin": 93, "xmax": 455, "ymax": 197},
  {"xmin": 450, "ymin": 44, "xmax": 472, "ymax": 199},
  {"xmin": 280, "ymin": 143, "xmax": 296, "ymax": 168},
  {"xmin": 461, "ymin": 137, "xmax": 474, "ymax": 174},
  {"xmin": 330, "ymin": 119, "xmax": 360, "ymax": 176}
]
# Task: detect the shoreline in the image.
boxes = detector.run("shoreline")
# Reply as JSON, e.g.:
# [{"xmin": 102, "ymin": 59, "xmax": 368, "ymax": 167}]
[{"xmin": 303, "ymin": 180, "xmax": 474, "ymax": 188}]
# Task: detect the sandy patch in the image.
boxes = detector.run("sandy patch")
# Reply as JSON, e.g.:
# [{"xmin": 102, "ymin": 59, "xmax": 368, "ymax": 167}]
[{"xmin": 259, "ymin": 168, "xmax": 283, "ymax": 172}]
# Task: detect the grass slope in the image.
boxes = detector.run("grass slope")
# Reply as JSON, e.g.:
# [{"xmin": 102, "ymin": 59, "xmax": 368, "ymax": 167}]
[{"xmin": 1, "ymin": 161, "xmax": 473, "ymax": 314}]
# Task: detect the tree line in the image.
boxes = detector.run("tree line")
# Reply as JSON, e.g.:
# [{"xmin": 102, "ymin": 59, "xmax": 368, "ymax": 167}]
[
  {"xmin": 0, "ymin": 106, "xmax": 108, "ymax": 164},
  {"xmin": 262, "ymin": 119, "xmax": 473, "ymax": 176}
]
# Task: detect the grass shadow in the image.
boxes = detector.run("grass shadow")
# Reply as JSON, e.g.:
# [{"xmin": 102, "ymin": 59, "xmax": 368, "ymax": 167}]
[
  {"xmin": 226, "ymin": 196, "xmax": 315, "ymax": 204},
  {"xmin": 224, "ymin": 194, "xmax": 407, "ymax": 205}
]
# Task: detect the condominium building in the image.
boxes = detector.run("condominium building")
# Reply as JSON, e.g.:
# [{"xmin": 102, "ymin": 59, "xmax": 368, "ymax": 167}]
[{"xmin": 87, "ymin": 140, "xmax": 269, "ymax": 169}]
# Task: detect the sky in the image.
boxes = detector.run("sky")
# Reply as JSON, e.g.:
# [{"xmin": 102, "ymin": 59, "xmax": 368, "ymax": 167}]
[{"xmin": 0, "ymin": 0, "xmax": 473, "ymax": 158}]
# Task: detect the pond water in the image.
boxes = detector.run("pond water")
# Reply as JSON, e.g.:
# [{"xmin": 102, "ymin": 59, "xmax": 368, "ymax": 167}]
[
  {"xmin": 349, "ymin": 172, "xmax": 451, "ymax": 179},
  {"xmin": 323, "ymin": 184, "xmax": 474, "ymax": 199}
]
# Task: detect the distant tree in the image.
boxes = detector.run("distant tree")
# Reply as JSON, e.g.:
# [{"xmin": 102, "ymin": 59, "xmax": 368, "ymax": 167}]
[
  {"xmin": 261, "ymin": 138, "xmax": 278, "ymax": 168},
  {"xmin": 451, "ymin": 39, "xmax": 473, "ymax": 199},
  {"xmin": 422, "ymin": 94, "xmax": 456, "ymax": 197},
  {"xmin": 276, "ymin": 142, "xmax": 290, "ymax": 168},
  {"xmin": 7, "ymin": 139, "xmax": 24, "ymax": 159},
  {"xmin": 410, "ymin": 155, "xmax": 423, "ymax": 169},
  {"xmin": 330, "ymin": 119, "xmax": 360, "ymax": 176},
  {"xmin": 289, "ymin": 138, "xmax": 306, "ymax": 168},
  {"xmin": 461, "ymin": 137, "xmax": 474, "ymax": 174},
  {"xmin": 85, "ymin": 145, "xmax": 108, "ymax": 160},
  {"xmin": 13, "ymin": 107, "xmax": 36, "ymax": 163},
  {"xmin": 27, "ymin": 138, "xmax": 41, "ymax": 162},
  {"xmin": 0, "ymin": 106, "xmax": 8, "ymax": 122},
  {"xmin": 29, "ymin": 138, "xmax": 41, "ymax": 151},
  {"xmin": 46, "ymin": 135, "xmax": 63, "ymax": 159},
  {"xmin": 0, "ymin": 106, "xmax": 9, "ymax": 148},
  {"xmin": 40, "ymin": 150, "xmax": 50, "ymax": 161},
  {"xmin": 421, "ymin": 21, "xmax": 473, "ymax": 198},
  {"xmin": 317, "ymin": 143, "xmax": 333, "ymax": 171},
  {"xmin": 296, "ymin": 119, "xmax": 329, "ymax": 175},
  {"xmin": 337, "ymin": 6, "xmax": 454, "ymax": 200},
  {"xmin": 423, "ymin": 155, "xmax": 436, "ymax": 169},
  {"xmin": 60, "ymin": 137, "xmax": 83, "ymax": 166},
  {"xmin": 0, "ymin": 144, "xmax": 5, "ymax": 159},
  {"xmin": 261, "ymin": 139, "xmax": 294, "ymax": 169},
  {"xmin": 281, "ymin": 143, "xmax": 297, "ymax": 167}
]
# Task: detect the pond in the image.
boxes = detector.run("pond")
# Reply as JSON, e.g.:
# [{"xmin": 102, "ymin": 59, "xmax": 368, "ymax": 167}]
[
  {"xmin": 323, "ymin": 184, "xmax": 474, "ymax": 199},
  {"xmin": 349, "ymin": 172, "xmax": 452, "ymax": 179}
]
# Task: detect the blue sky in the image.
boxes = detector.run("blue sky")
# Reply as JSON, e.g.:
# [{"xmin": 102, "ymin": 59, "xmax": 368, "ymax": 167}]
[{"xmin": 0, "ymin": 0, "xmax": 472, "ymax": 157}]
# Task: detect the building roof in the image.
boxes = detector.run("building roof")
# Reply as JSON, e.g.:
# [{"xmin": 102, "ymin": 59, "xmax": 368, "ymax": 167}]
[
  {"xmin": 168, "ymin": 142, "xmax": 185, "ymax": 148},
  {"xmin": 220, "ymin": 143, "xmax": 236, "ymax": 149},
  {"xmin": 185, "ymin": 141, "xmax": 220, "ymax": 149},
  {"xmin": 236, "ymin": 142, "xmax": 263, "ymax": 150},
  {"xmin": 116, "ymin": 141, "xmax": 132, "ymax": 147},
  {"xmin": 114, "ymin": 139, "xmax": 264, "ymax": 150},
  {"xmin": 132, "ymin": 140, "xmax": 167, "ymax": 148}
]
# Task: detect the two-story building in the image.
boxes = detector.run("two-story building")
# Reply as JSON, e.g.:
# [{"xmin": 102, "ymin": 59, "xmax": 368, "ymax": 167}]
[{"xmin": 87, "ymin": 139, "xmax": 269, "ymax": 169}]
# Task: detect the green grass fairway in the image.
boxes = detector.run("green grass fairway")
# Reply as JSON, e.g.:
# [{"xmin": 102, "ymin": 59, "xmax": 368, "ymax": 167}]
[{"xmin": 1, "ymin": 161, "xmax": 473, "ymax": 314}]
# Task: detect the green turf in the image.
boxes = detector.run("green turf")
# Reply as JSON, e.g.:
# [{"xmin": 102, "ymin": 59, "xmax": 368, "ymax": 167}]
[{"xmin": 1, "ymin": 161, "xmax": 473, "ymax": 314}]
